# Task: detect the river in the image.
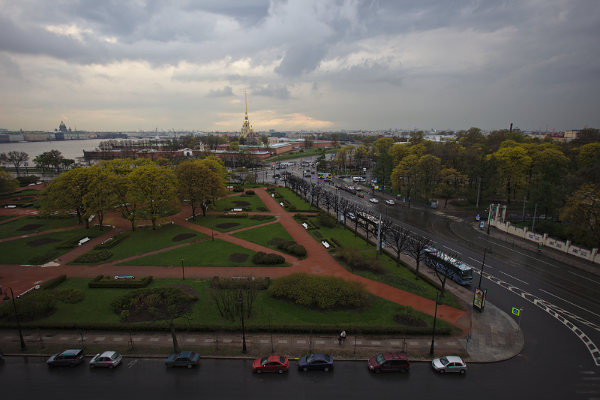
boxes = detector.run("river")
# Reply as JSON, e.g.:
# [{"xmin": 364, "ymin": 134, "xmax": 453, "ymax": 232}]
[{"xmin": 0, "ymin": 139, "xmax": 108, "ymax": 160}]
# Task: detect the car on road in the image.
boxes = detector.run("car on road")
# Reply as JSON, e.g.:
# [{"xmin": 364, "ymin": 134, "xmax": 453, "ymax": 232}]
[
  {"xmin": 298, "ymin": 353, "xmax": 334, "ymax": 372},
  {"xmin": 165, "ymin": 351, "xmax": 200, "ymax": 368},
  {"xmin": 368, "ymin": 353, "xmax": 410, "ymax": 373},
  {"xmin": 357, "ymin": 193, "xmax": 365, "ymax": 198},
  {"xmin": 347, "ymin": 212, "xmax": 356, "ymax": 220},
  {"xmin": 90, "ymin": 351, "xmax": 122, "ymax": 368},
  {"xmin": 47, "ymin": 349, "xmax": 85, "ymax": 368},
  {"xmin": 369, "ymin": 198, "xmax": 379, "ymax": 203},
  {"xmin": 385, "ymin": 199, "xmax": 395, "ymax": 205},
  {"xmin": 252, "ymin": 355, "xmax": 289, "ymax": 374},
  {"xmin": 432, "ymin": 355, "xmax": 467, "ymax": 374}
]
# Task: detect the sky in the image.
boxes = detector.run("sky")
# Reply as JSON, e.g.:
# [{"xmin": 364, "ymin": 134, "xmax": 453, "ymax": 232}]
[{"xmin": 0, "ymin": 0, "xmax": 599, "ymax": 132}]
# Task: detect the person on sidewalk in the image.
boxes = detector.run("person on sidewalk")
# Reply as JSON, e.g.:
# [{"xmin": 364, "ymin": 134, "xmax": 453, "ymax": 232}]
[{"xmin": 338, "ymin": 330, "xmax": 347, "ymax": 345}]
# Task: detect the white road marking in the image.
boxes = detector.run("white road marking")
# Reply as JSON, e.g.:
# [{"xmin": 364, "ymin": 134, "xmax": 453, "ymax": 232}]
[
  {"xmin": 482, "ymin": 239, "xmax": 561, "ymax": 269},
  {"xmin": 468, "ymin": 257, "xmax": 494, "ymax": 269},
  {"xmin": 539, "ymin": 289, "xmax": 600, "ymax": 319},
  {"xmin": 498, "ymin": 270, "xmax": 529, "ymax": 285},
  {"xmin": 569, "ymin": 271, "xmax": 600, "ymax": 285},
  {"xmin": 127, "ymin": 360, "xmax": 137, "ymax": 368}
]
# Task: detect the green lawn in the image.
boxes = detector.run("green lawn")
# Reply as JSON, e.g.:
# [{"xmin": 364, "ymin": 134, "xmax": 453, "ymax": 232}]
[
  {"xmin": 192, "ymin": 214, "xmax": 276, "ymax": 232},
  {"xmin": 213, "ymin": 193, "xmax": 268, "ymax": 212},
  {"xmin": 0, "ymin": 215, "xmax": 14, "ymax": 222},
  {"xmin": 231, "ymin": 222, "xmax": 294, "ymax": 250},
  {"xmin": 118, "ymin": 238, "xmax": 288, "ymax": 267},
  {"xmin": 0, "ymin": 188, "xmax": 42, "ymax": 200},
  {"xmin": 72, "ymin": 224, "xmax": 205, "ymax": 264},
  {"xmin": 272, "ymin": 187, "xmax": 316, "ymax": 211},
  {"xmin": 10, "ymin": 278, "xmax": 456, "ymax": 334},
  {"xmin": 307, "ymin": 216, "xmax": 463, "ymax": 309},
  {"xmin": 0, "ymin": 227, "xmax": 103, "ymax": 265},
  {"xmin": 0, "ymin": 216, "xmax": 79, "ymax": 239}
]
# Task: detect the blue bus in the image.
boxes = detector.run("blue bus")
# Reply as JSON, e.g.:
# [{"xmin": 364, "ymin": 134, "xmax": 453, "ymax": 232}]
[{"xmin": 424, "ymin": 248, "xmax": 473, "ymax": 286}]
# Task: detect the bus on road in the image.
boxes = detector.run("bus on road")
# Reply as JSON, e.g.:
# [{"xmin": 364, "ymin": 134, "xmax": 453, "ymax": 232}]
[
  {"xmin": 424, "ymin": 248, "xmax": 473, "ymax": 286},
  {"xmin": 318, "ymin": 172, "xmax": 332, "ymax": 180}
]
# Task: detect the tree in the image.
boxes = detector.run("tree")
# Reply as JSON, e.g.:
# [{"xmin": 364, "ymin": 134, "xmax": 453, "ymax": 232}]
[
  {"xmin": 0, "ymin": 169, "xmax": 18, "ymax": 193},
  {"xmin": 386, "ymin": 225, "xmax": 411, "ymax": 266},
  {"xmin": 407, "ymin": 235, "xmax": 432, "ymax": 280},
  {"xmin": 5, "ymin": 151, "xmax": 29, "ymax": 176},
  {"xmin": 414, "ymin": 154, "xmax": 441, "ymax": 200},
  {"xmin": 391, "ymin": 154, "xmax": 419, "ymax": 206},
  {"xmin": 561, "ymin": 184, "xmax": 600, "ymax": 244},
  {"xmin": 577, "ymin": 143, "xmax": 600, "ymax": 185},
  {"xmin": 128, "ymin": 164, "xmax": 178, "ymax": 229},
  {"xmin": 83, "ymin": 167, "xmax": 119, "ymax": 226},
  {"xmin": 43, "ymin": 168, "xmax": 91, "ymax": 227},
  {"xmin": 487, "ymin": 144, "xmax": 531, "ymax": 204},
  {"xmin": 435, "ymin": 167, "xmax": 467, "ymax": 207},
  {"xmin": 176, "ymin": 160, "xmax": 227, "ymax": 220},
  {"xmin": 528, "ymin": 146, "xmax": 569, "ymax": 218}
]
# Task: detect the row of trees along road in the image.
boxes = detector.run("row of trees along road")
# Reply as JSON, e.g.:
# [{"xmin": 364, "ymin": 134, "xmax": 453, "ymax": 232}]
[
  {"xmin": 42, "ymin": 157, "xmax": 228, "ymax": 230},
  {"xmin": 328, "ymin": 128, "xmax": 600, "ymax": 246}
]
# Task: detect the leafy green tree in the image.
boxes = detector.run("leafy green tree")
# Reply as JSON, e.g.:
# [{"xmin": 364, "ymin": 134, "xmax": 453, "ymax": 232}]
[
  {"xmin": 560, "ymin": 184, "xmax": 600, "ymax": 244},
  {"xmin": 391, "ymin": 154, "xmax": 419, "ymax": 205},
  {"xmin": 176, "ymin": 160, "xmax": 227, "ymax": 219},
  {"xmin": 487, "ymin": 144, "xmax": 531, "ymax": 204},
  {"xmin": 577, "ymin": 143, "xmax": 600, "ymax": 184},
  {"xmin": 528, "ymin": 146, "xmax": 569, "ymax": 217},
  {"xmin": 128, "ymin": 164, "xmax": 178, "ymax": 229},
  {"xmin": 0, "ymin": 169, "xmax": 18, "ymax": 193},
  {"xmin": 435, "ymin": 167, "xmax": 467, "ymax": 207},
  {"xmin": 43, "ymin": 168, "xmax": 91, "ymax": 227},
  {"xmin": 414, "ymin": 154, "xmax": 441, "ymax": 200},
  {"xmin": 84, "ymin": 167, "xmax": 119, "ymax": 226}
]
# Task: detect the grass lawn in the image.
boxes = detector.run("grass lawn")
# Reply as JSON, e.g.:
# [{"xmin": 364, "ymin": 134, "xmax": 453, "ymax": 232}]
[
  {"xmin": 192, "ymin": 214, "xmax": 276, "ymax": 232},
  {"xmin": 0, "ymin": 227, "xmax": 103, "ymax": 265},
  {"xmin": 72, "ymin": 224, "xmax": 205, "ymax": 264},
  {"xmin": 0, "ymin": 216, "xmax": 78, "ymax": 239},
  {"xmin": 118, "ymin": 238, "xmax": 289, "ymax": 267},
  {"xmin": 213, "ymin": 193, "xmax": 268, "ymax": 212},
  {"xmin": 272, "ymin": 187, "xmax": 316, "ymax": 211},
  {"xmin": 11, "ymin": 278, "xmax": 456, "ymax": 334},
  {"xmin": 0, "ymin": 215, "xmax": 14, "ymax": 222},
  {"xmin": 231, "ymin": 222, "xmax": 294, "ymax": 250},
  {"xmin": 307, "ymin": 216, "xmax": 463, "ymax": 310},
  {"xmin": 0, "ymin": 188, "xmax": 42, "ymax": 200}
]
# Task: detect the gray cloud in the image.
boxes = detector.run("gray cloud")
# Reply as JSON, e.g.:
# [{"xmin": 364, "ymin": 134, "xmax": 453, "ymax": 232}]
[{"xmin": 207, "ymin": 86, "xmax": 234, "ymax": 97}]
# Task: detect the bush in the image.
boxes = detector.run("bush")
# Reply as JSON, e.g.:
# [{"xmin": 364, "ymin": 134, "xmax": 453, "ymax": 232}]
[
  {"xmin": 336, "ymin": 247, "xmax": 384, "ymax": 273},
  {"xmin": 0, "ymin": 291, "xmax": 56, "ymax": 321},
  {"xmin": 73, "ymin": 250, "xmax": 112, "ymax": 264},
  {"xmin": 294, "ymin": 213, "xmax": 309, "ymax": 222},
  {"xmin": 257, "ymin": 206, "xmax": 268, "ymax": 212},
  {"xmin": 245, "ymin": 190, "xmax": 255, "ymax": 195},
  {"xmin": 40, "ymin": 274, "xmax": 67, "ymax": 290},
  {"xmin": 249, "ymin": 215, "xmax": 273, "ymax": 221},
  {"xmin": 330, "ymin": 237, "xmax": 342, "ymax": 248},
  {"xmin": 28, "ymin": 249, "xmax": 61, "ymax": 265},
  {"xmin": 268, "ymin": 238, "xmax": 307, "ymax": 257},
  {"xmin": 111, "ymin": 287, "xmax": 196, "ymax": 321},
  {"xmin": 252, "ymin": 252, "xmax": 285, "ymax": 265},
  {"xmin": 16, "ymin": 175, "xmax": 40, "ymax": 186},
  {"xmin": 221, "ymin": 213, "xmax": 248, "ymax": 218},
  {"xmin": 317, "ymin": 212, "xmax": 336, "ymax": 228},
  {"xmin": 52, "ymin": 288, "xmax": 85, "ymax": 303},
  {"xmin": 269, "ymin": 273, "xmax": 369, "ymax": 309},
  {"xmin": 233, "ymin": 186, "xmax": 244, "ymax": 192},
  {"xmin": 94, "ymin": 233, "xmax": 129, "ymax": 250},
  {"xmin": 209, "ymin": 276, "xmax": 270, "ymax": 290},
  {"xmin": 393, "ymin": 306, "xmax": 429, "ymax": 327},
  {"xmin": 88, "ymin": 275, "xmax": 153, "ymax": 288}
]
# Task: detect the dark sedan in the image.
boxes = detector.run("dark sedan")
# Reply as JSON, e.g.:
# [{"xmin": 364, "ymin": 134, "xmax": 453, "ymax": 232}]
[
  {"xmin": 47, "ymin": 349, "xmax": 85, "ymax": 368},
  {"xmin": 298, "ymin": 353, "xmax": 334, "ymax": 372},
  {"xmin": 368, "ymin": 353, "xmax": 410, "ymax": 373},
  {"xmin": 165, "ymin": 351, "xmax": 200, "ymax": 368}
]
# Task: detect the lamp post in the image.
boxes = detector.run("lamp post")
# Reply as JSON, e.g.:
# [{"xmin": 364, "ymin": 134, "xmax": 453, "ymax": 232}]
[
  {"xmin": 9, "ymin": 288, "xmax": 26, "ymax": 351},
  {"xmin": 181, "ymin": 258, "xmax": 185, "ymax": 280},
  {"xmin": 429, "ymin": 292, "xmax": 440, "ymax": 356},
  {"xmin": 238, "ymin": 291, "xmax": 247, "ymax": 354},
  {"xmin": 478, "ymin": 248, "xmax": 487, "ymax": 289}
]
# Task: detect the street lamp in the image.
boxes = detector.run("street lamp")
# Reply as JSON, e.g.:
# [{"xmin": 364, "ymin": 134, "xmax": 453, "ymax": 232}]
[
  {"xmin": 429, "ymin": 292, "xmax": 440, "ymax": 356},
  {"xmin": 9, "ymin": 288, "xmax": 26, "ymax": 351},
  {"xmin": 181, "ymin": 258, "xmax": 185, "ymax": 280},
  {"xmin": 238, "ymin": 291, "xmax": 247, "ymax": 354}
]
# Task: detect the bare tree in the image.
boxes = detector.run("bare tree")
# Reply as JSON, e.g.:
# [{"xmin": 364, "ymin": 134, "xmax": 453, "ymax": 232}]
[
  {"xmin": 407, "ymin": 235, "xmax": 432, "ymax": 279},
  {"xmin": 387, "ymin": 225, "xmax": 412, "ymax": 266},
  {"xmin": 6, "ymin": 151, "xmax": 29, "ymax": 177}
]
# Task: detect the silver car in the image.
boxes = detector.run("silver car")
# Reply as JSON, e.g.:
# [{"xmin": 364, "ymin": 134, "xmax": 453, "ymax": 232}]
[
  {"xmin": 432, "ymin": 355, "xmax": 467, "ymax": 374},
  {"xmin": 90, "ymin": 351, "xmax": 122, "ymax": 368}
]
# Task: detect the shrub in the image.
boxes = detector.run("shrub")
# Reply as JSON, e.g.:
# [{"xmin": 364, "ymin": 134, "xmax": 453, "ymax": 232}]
[
  {"xmin": 329, "ymin": 237, "xmax": 342, "ymax": 248},
  {"xmin": 252, "ymin": 252, "xmax": 285, "ymax": 265},
  {"xmin": 73, "ymin": 250, "xmax": 112, "ymax": 264},
  {"xmin": 233, "ymin": 186, "xmax": 244, "ymax": 192},
  {"xmin": 268, "ymin": 238, "xmax": 307, "ymax": 257},
  {"xmin": 0, "ymin": 291, "xmax": 56, "ymax": 320},
  {"xmin": 269, "ymin": 273, "xmax": 369, "ymax": 310},
  {"xmin": 88, "ymin": 275, "xmax": 153, "ymax": 288},
  {"xmin": 294, "ymin": 213, "xmax": 308, "ymax": 222},
  {"xmin": 245, "ymin": 190, "xmax": 255, "ymax": 195},
  {"xmin": 111, "ymin": 287, "xmax": 196, "ymax": 322},
  {"xmin": 209, "ymin": 276, "xmax": 270, "ymax": 290},
  {"xmin": 249, "ymin": 215, "xmax": 273, "ymax": 221},
  {"xmin": 52, "ymin": 288, "xmax": 85, "ymax": 303},
  {"xmin": 94, "ymin": 233, "xmax": 129, "ymax": 250},
  {"xmin": 317, "ymin": 213, "xmax": 336, "ymax": 228},
  {"xmin": 393, "ymin": 306, "xmax": 429, "ymax": 327},
  {"xmin": 221, "ymin": 213, "xmax": 248, "ymax": 218},
  {"xmin": 28, "ymin": 249, "xmax": 61, "ymax": 265},
  {"xmin": 16, "ymin": 175, "xmax": 40, "ymax": 186},
  {"xmin": 336, "ymin": 247, "xmax": 384, "ymax": 273},
  {"xmin": 40, "ymin": 274, "xmax": 67, "ymax": 290},
  {"xmin": 313, "ymin": 231, "xmax": 323, "ymax": 239},
  {"xmin": 257, "ymin": 206, "xmax": 268, "ymax": 212}
]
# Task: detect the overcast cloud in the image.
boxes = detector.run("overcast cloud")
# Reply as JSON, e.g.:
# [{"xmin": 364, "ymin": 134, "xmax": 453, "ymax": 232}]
[{"xmin": 0, "ymin": 0, "xmax": 598, "ymax": 132}]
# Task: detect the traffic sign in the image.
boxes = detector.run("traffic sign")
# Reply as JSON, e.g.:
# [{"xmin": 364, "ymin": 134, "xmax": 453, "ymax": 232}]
[{"xmin": 512, "ymin": 307, "xmax": 521, "ymax": 316}]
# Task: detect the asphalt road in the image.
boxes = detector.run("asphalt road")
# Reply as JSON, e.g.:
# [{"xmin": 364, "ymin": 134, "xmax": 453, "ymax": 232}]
[{"xmin": 0, "ymin": 356, "xmax": 593, "ymax": 400}]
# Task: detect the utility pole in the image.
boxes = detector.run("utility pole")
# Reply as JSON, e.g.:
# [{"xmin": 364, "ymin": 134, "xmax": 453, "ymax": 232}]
[
  {"xmin": 531, "ymin": 203, "xmax": 538, "ymax": 232},
  {"xmin": 521, "ymin": 195, "xmax": 527, "ymax": 222},
  {"xmin": 478, "ymin": 248, "xmax": 487, "ymax": 289},
  {"xmin": 376, "ymin": 214, "xmax": 382, "ymax": 259},
  {"xmin": 475, "ymin": 177, "xmax": 481, "ymax": 209},
  {"xmin": 9, "ymin": 288, "xmax": 26, "ymax": 351}
]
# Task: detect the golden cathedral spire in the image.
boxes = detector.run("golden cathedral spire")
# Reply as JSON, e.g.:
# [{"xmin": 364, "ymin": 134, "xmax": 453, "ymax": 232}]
[{"xmin": 241, "ymin": 89, "xmax": 255, "ymax": 140}]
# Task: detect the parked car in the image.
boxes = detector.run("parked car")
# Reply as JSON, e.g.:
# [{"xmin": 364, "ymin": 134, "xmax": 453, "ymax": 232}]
[
  {"xmin": 165, "ymin": 351, "xmax": 200, "ymax": 368},
  {"xmin": 90, "ymin": 351, "xmax": 122, "ymax": 368},
  {"xmin": 252, "ymin": 355, "xmax": 289, "ymax": 374},
  {"xmin": 369, "ymin": 198, "xmax": 379, "ymax": 203},
  {"xmin": 432, "ymin": 355, "xmax": 467, "ymax": 374},
  {"xmin": 47, "ymin": 349, "xmax": 85, "ymax": 368},
  {"xmin": 298, "ymin": 353, "xmax": 334, "ymax": 372},
  {"xmin": 347, "ymin": 212, "xmax": 356, "ymax": 220},
  {"xmin": 385, "ymin": 199, "xmax": 395, "ymax": 205},
  {"xmin": 357, "ymin": 193, "xmax": 365, "ymax": 198},
  {"xmin": 367, "ymin": 353, "xmax": 410, "ymax": 373}
]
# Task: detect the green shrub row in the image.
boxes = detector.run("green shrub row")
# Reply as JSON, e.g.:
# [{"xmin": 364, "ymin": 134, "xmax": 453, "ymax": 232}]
[
  {"xmin": 88, "ymin": 275, "xmax": 153, "ymax": 288},
  {"xmin": 252, "ymin": 252, "xmax": 285, "ymax": 265},
  {"xmin": 336, "ymin": 247, "xmax": 384, "ymax": 274},
  {"xmin": 94, "ymin": 233, "xmax": 129, "ymax": 250},
  {"xmin": 245, "ymin": 190, "xmax": 255, "ymax": 195},
  {"xmin": 73, "ymin": 250, "xmax": 112, "ymax": 264},
  {"xmin": 28, "ymin": 249, "xmax": 61, "ymax": 265},
  {"xmin": 317, "ymin": 212, "xmax": 336, "ymax": 228},
  {"xmin": 111, "ymin": 287, "xmax": 196, "ymax": 321},
  {"xmin": 329, "ymin": 237, "xmax": 342, "ymax": 248},
  {"xmin": 16, "ymin": 175, "xmax": 40, "ymax": 186},
  {"xmin": 256, "ymin": 206, "xmax": 269, "ymax": 212},
  {"xmin": 269, "ymin": 273, "xmax": 370, "ymax": 310},
  {"xmin": 249, "ymin": 215, "xmax": 273, "ymax": 221},
  {"xmin": 209, "ymin": 276, "xmax": 271, "ymax": 290},
  {"xmin": 269, "ymin": 238, "xmax": 307, "ymax": 257},
  {"xmin": 221, "ymin": 213, "xmax": 249, "ymax": 218},
  {"xmin": 0, "ymin": 291, "xmax": 56, "ymax": 320},
  {"xmin": 40, "ymin": 274, "xmax": 67, "ymax": 290}
]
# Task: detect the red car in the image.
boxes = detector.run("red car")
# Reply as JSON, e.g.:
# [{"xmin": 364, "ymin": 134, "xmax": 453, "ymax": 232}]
[
  {"xmin": 368, "ymin": 353, "xmax": 410, "ymax": 373},
  {"xmin": 357, "ymin": 192, "xmax": 365, "ymax": 198},
  {"xmin": 252, "ymin": 355, "xmax": 289, "ymax": 374}
]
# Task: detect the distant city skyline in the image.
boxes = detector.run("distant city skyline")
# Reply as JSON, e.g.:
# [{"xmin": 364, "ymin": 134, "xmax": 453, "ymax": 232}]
[{"xmin": 0, "ymin": 1, "xmax": 598, "ymax": 132}]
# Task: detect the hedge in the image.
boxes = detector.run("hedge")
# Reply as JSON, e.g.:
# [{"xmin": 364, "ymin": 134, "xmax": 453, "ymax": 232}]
[
  {"xmin": 73, "ymin": 250, "xmax": 112, "ymax": 264},
  {"xmin": 221, "ymin": 213, "xmax": 249, "ymax": 218},
  {"xmin": 209, "ymin": 276, "xmax": 270, "ymax": 290},
  {"xmin": 249, "ymin": 215, "xmax": 273, "ymax": 221},
  {"xmin": 40, "ymin": 274, "xmax": 67, "ymax": 290},
  {"xmin": 245, "ymin": 190, "xmax": 255, "ymax": 195},
  {"xmin": 268, "ymin": 238, "xmax": 307, "ymax": 257},
  {"xmin": 252, "ymin": 252, "xmax": 285, "ymax": 265},
  {"xmin": 88, "ymin": 275, "xmax": 153, "ymax": 288},
  {"xmin": 269, "ymin": 273, "xmax": 370, "ymax": 310},
  {"xmin": 336, "ymin": 247, "xmax": 384, "ymax": 273},
  {"xmin": 94, "ymin": 233, "xmax": 129, "ymax": 250},
  {"xmin": 0, "ymin": 291, "xmax": 56, "ymax": 320},
  {"xmin": 111, "ymin": 287, "xmax": 196, "ymax": 321}
]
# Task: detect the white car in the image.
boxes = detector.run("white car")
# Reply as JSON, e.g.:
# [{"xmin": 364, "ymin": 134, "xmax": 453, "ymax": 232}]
[
  {"xmin": 432, "ymin": 355, "xmax": 467, "ymax": 374},
  {"xmin": 90, "ymin": 351, "xmax": 122, "ymax": 368},
  {"xmin": 385, "ymin": 199, "xmax": 395, "ymax": 205},
  {"xmin": 369, "ymin": 198, "xmax": 379, "ymax": 204}
]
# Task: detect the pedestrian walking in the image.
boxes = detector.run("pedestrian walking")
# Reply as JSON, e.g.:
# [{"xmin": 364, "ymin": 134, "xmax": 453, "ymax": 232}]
[{"xmin": 338, "ymin": 330, "xmax": 347, "ymax": 345}]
